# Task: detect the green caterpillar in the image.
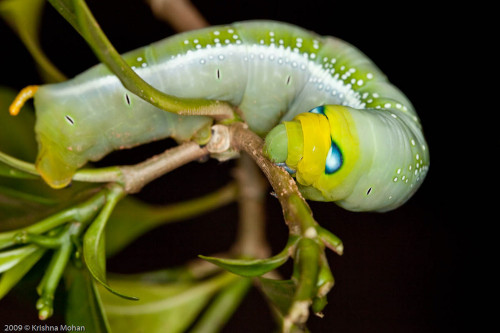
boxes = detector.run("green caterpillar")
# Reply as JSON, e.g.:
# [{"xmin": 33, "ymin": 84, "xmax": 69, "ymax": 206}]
[{"xmin": 17, "ymin": 20, "xmax": 429, "ymax": 212}]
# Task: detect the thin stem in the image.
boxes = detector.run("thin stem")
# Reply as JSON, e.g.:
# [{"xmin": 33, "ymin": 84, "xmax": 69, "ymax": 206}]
[
  {"xmin": 73, "ymin": 166, "xmax": 123, "ymax": 183},
  {"xmin": 0, "ymin": 189, "xmax": 107, "ymax": 250},
  {"xmin": 0, "ymin": 150, "xmax": 38, "ymax": 178}
]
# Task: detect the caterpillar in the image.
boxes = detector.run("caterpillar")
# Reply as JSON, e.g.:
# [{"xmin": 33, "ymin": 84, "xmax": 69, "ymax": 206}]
[{"xmin": 18, "ymin": 20, "xmax": 428, "ymax": 212}]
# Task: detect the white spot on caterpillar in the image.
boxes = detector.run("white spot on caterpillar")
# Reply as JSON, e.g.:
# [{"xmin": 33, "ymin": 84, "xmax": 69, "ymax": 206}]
[
  {"xmin": 366, "ymin": 73, "xmax": 374, "ymax": 79},
  {"xmin": 136, "ymin": 56, "xmax": 143, "ymax": 61}
]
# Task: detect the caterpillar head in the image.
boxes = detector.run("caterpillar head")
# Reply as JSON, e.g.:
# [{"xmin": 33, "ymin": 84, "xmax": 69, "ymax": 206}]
[{"xmin": 264, "ymin": 105, "xmax": 361, "ymax": 204}]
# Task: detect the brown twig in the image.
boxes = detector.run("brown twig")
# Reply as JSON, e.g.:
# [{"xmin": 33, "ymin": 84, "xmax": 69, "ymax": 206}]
[
  {"xmin": 147, "ymin": 0, "xmax": 209, "ymax": 32},
  {"xmin": 229, "ymin": 123, "xmax": 311, "ymax": 236},
  {"xmin": 232, "ymin": 153, "xmax": 270, "ymax": 259},
  {"xmin": 120, "ymin": 142, "xmax": 209, "ymax": 193}
]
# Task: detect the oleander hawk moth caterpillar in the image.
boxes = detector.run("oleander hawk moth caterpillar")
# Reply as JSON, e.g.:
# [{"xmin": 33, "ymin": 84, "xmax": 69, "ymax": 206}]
[{"xmin": 27, "ymin": 20, "xmax": 429, "ymax": 212}]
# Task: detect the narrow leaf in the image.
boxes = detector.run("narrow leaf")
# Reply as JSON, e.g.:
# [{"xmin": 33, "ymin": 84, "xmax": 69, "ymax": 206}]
[
  {"xmin": 199, "ymin": 254, "xmax": 289, "ymax": 278},
  {"xmin": 83, "ymin": 185, "xmax": 135, "ymax": 300},
  {"xmin": 199, "ymin": 236, "xmax": 299, "ymax": 277},
  {"xmin": 190, "ymin": 277, "xmax": 251, "ymax": 333},
  {"xmin": 258, "ymin": 277, "xmax": 296, "ymax": 316},
  {"xmin": 65, "ymin": 263, "xmax": 111, "ymax": 333},
  {"xmin": 99, "ymin": 272, "xmax": 238, "ymax": 333},
  {"xmin": 0, "ymin": 247, "xmax": 46, "ymax": 299},
  {"xmin": 0, "ymin": 244, "xmax": 39, "ymax": 273}
]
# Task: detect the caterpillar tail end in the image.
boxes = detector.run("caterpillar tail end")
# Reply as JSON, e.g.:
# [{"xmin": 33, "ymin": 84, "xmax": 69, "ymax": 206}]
[{"xmin": 263, "ymin": 124, "xmax": 288, "ymax": 164}]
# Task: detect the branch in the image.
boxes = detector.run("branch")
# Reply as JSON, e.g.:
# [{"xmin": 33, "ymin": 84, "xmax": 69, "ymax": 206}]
[
  {"xmin": 120, "ymin": 142, "xmax": 209, "ymax": 193},
  {"xmin": 232, "ymin": 153, "xmax": 270, "ymax": 259},
  {"xmin": 228, "ymin": 123, "xmax": 315, "ymax": 236},
  {"xmin": 147, "ymin": 0, "xmax": 209, "ymax": 32}
]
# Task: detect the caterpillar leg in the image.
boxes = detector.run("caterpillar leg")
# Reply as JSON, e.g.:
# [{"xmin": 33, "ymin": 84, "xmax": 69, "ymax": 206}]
[{"xmin": 9, "ymin": 85, "xmax": 39, "ymax": 116}]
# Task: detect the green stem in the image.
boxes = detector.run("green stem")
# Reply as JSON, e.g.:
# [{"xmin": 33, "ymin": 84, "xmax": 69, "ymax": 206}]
[
  {"xmin": 50, "ymin": 0, "xmax": 233, "ymax": 118},
  {"xmin": 0, "ymin": 150, "xmax": 38, "ymax": 178},
  {"xmin": 293, "ymin": 238, "xmax": 319, "ymax": 302},
  {"xmin": 36, "ymin": 235, "xmax": 74, "ymax": 320},
  {"xmin": 72, "ymin": 166, "xmax": 123, "ymax": 184},
  {"xmin": 0, "ymin": 188, "xmax": 107, "ymax": 250}
]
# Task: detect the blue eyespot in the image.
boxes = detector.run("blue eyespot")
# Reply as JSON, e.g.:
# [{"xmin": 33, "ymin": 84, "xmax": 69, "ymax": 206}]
[
  {"xmin": 309, "ymin": 105, "xmax": 325, "ymax": 115},
  {"xmin": 325, "ymin": 141, "xmax": 342, "ymax": 174}
]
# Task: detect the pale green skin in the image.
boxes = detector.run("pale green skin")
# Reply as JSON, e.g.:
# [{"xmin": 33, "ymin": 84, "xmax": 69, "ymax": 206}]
[{"xmin": 34, "ymin": 21, "xmax": 428, "ymax": 211}]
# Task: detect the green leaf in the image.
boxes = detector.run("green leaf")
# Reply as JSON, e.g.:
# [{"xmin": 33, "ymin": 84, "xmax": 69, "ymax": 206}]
[
  {"xmin": 190, "ymin": 277, "xmax": 251, "ymax": 333},
  {"xmin": 0, "ymin": 0, "xmax": 66, "ymax": 82},
  {"xmin": 65, "ymin": 263, "xmax": 111, "ymax": 333},
  {"xmin": 199, "ymin": 236, "xmax": 299, "ymax": 277},
  {"xmin": 83, "ymin": 185, "xmax": 135, "ymax": 300},
  {"xmin": 199, "ymin": 254, "xmax": 289, "ymax": 278},
  {"xmin": 258, "ymin": 277, "xmax": 296, "ymax": 316},
  {"xmin": 0, "ymin": 247, "xmax": 46, "ymax": 299},
  {"xmin": 99, "ymin": 272, "xmax": 238, "ymax": 333},
  {"xmin": 0, "ymin": 244, "xmax": 40, "ymax": 273}
]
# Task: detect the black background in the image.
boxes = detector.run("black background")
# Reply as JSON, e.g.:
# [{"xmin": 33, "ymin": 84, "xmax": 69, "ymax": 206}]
[{"xmin": 0, "ymin": 0, "xmax": 470, "ymax": 332}]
